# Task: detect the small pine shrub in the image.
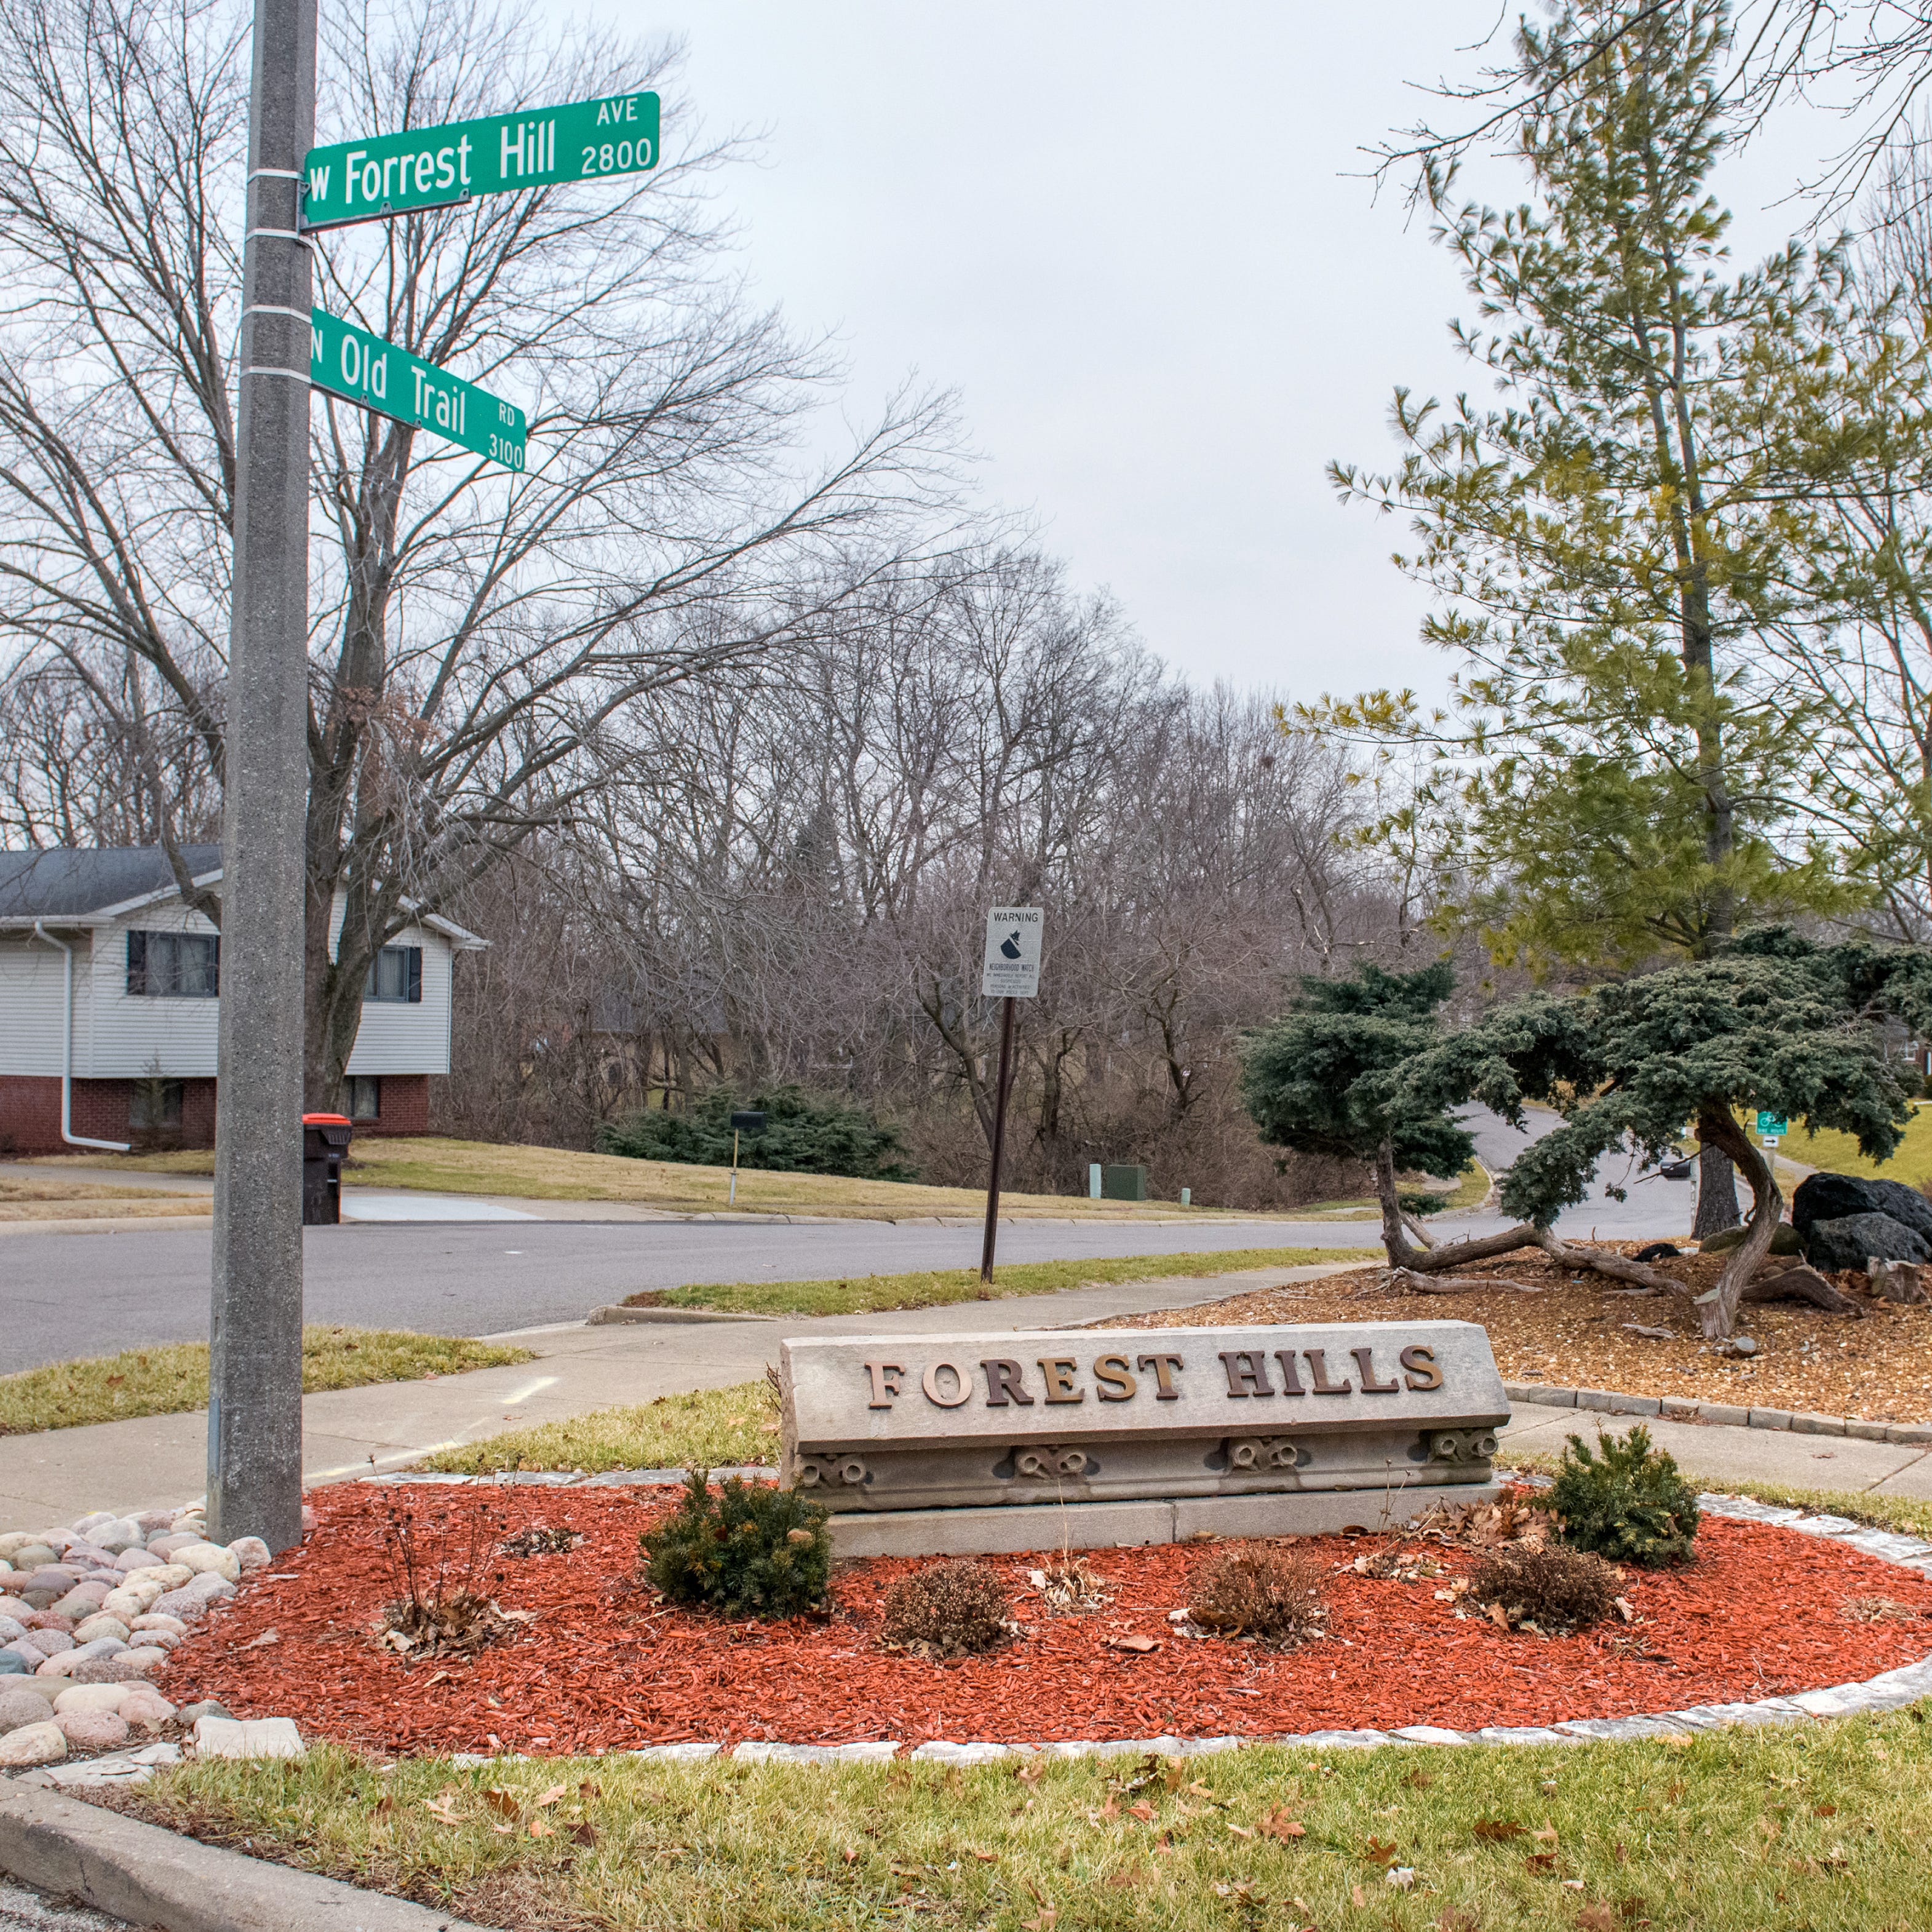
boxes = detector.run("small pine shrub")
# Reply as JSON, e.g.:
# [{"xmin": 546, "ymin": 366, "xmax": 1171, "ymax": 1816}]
[
  {"xmin": 1537, "ymin": 1425, "xmax": 1700, "ymax": 1567},
  {"xmin": 640, "ymin": 1471, "xmax": 830, "ymax": 1618},
  {"xmin": 1468, "ymin": 1544, "xmax": 1618, "ymax": 1634},
  {"xmin": 1187, "ymin": 1545, "xmax": 1326, "ymax": 1646},
  {"xmin": 880, "ymin": 1560, "xmax": 1014, "ymax": 1659},
  {"xmin": 600, "ymin": 1083, "xmax": 916, "ymax": 1181}
]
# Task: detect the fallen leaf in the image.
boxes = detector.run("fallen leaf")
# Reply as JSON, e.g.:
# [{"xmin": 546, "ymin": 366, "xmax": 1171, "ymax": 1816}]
[
  {"xmin": 1436, "ymin": 1911, "xmax": 1478, "ymax": 1931},
  {"xmin": 1577, "ymin": 1906, "xmax": 1615, "ymax": 1931},
  {"xmin": 1486, "ymin": 1602, "xmax": 1511, "ymax": 1630},
  {"xmin": 1364, "ymin": 1837, "xmax": 1398, "ymax": 1868},
  {"xmin": 1614, "ymin": 1597, "xmax": 1635, "ymax": 1623},
  {"xmin": 1535, "ymin": 1823, "xmax": 1560, "ymax": 1845},
  {"xmin": 490, "ymin": 1823, "xmax": 513, "ymax": 1837},
  {"xmin": 1814, "ymin": 1803, "xmax": 1838, "ymax": 1818},
  {"xmin": 1129, "ymin": 1802, "xmax": 1156, "ymax": 1823},
  {"xmin": 528, "ymin": 1819, "xmax": 554, "ymax": 1840},
  {"xmin": 1107, "ymin": 1634, "xmax": 1160, "ymax": 1653},
  {"xmin": 423, "ymin": 1799, "xmax": 463, "ymax": 1826},
  {"xmin": 1259, "ymin": 1808, "xmax": 1307, "ymax": 1842},
  {"xmin": 1405, "ymin": 1769, "xmax": 1436, "ymax": 1789},
  {"xmin": 1474, "ymin": 1818, "xmax": 1529, "ymax": 1842},
  {"xmin": 237, "ymin": 1629, "xmax": 279, "ymax": 1651},
  {"xmin": 1351, "ymin": 1885, "xmax": 1368, "ymax": 1909},
  {"xmin": 971, "ymin": 1849, "xmax": 999, "ymax": 1863},
  {"xmin": 1020, "ymin": 1915, "xmax": 1057, "ymax": 1930},
  {"xmin": 1226, "ymin": 1824, "xmax": 1257, "ymax": 1839},
  {"xmin": 1097, "ymin": 1797, "xmax": 1119, "ymax": 1820},
  {"xmin": 535, "ymin": 1784, "xmax": 568, "ymax": 1808},
  {"xmin": 1525, "ymin": 1853, "xmax": 1557, "ymax": 1875},
  {"xmin": 1015, "ymin": 1762, "xmax": 1045, "ymax": 1786},
  {"xmin": 570, "ymin": 1821, "xmax": 597, "ymax": 1847}
]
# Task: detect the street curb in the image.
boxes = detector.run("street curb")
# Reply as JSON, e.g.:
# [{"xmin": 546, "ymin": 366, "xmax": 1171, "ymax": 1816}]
[
  {"xmin": 1505, "ymin": 1380, "xmax": 1932, "ymax": 1444},
  {"xmin": 0, "ymin": 1781, "xmax": 494, "ymax": 1931},
  {"xmin": 0, "ymin": 1215, "xmax": 212, "ymax": 1238},
  {"xmin": 586, "ymin": 1303, "xmax": 776, "ymax": 1325}
]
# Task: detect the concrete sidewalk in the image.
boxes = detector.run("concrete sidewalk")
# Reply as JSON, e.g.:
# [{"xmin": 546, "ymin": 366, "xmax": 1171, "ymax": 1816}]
[
  {"xmin": 0, "ymin": 1265, "xmax": 1341, "ymax": 1524},
  {"xmin": 0, "ymin": 1258, "xmax": 1925, "ymax": 1528}
]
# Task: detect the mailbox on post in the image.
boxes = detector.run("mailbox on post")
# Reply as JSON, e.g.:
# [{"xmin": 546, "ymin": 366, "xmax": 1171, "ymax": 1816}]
[{"xmin": 301, "ymin": 1113, "xmax": 353, "ymax": 1225}]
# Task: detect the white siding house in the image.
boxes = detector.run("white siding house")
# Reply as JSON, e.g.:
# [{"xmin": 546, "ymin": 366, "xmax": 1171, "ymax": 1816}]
[{"xmin": 0, "ymin": 847, "xmax": 483, "ymax": 1154}]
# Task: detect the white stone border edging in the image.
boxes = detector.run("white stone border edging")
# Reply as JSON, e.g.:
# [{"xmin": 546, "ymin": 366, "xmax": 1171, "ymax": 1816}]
[{"xmin": 1505, "ymin": 1380, "xmax": 1932, "ymax": 1444}]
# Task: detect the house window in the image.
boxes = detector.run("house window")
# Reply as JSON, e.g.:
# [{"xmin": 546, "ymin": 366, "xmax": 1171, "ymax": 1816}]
[
  {"xmin": 126, "ymin": 930, "xmax": 219, "ymax": 997},
  {"xmin": 129, "ymin": 1079, "xmax": 185, "ymax": 1130},
  {"xmin": 364, "ymin": 945, "xmax": 422, "ymax": 1003},
  {"xmin": 345, "ymin": 1076, "xmax": 381, "ymax": 1121}
]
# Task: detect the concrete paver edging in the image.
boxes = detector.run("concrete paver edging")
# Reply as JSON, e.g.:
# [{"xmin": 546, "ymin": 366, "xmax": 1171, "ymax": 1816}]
[
  {"xmin": 1505, "ymin": 1379, "xmax": 1932, "ymax": 1444},
  {"xmin": 0, "ymin": 1781, "xmax": 493, "ymax": 1931}
]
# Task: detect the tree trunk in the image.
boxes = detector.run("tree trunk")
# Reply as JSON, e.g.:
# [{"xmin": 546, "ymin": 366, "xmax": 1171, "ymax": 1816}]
[
  {"xmin": 1372, "ymin": 1142, "xmax": 1542, "ymax": 1271},
  {"xmin": 1696, "ymin": 1111, "xmax": 1784, "ymax": 1338},
  {"xmin": 1691, "ymin": 1134, "xmax": 1740, "ymax": 1238}
]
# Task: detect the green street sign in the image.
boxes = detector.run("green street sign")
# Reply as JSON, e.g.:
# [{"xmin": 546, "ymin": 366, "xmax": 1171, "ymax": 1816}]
[
  {"xmin": 300, "ymin": 92, "xmax": 659, "ymax": 231},
  {"xmin": 1755, "ymin": 1111, "xmax": 1789, "ymax": 1137},
  {"xmin": 309, "ymin": 308, "xmax": 526, "ymax": 469}
]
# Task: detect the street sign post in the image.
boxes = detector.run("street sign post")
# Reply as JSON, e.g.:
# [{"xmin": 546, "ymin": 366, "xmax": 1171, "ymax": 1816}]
[
  {"xmin": 979, "ymin": 907, "xmax": 1043, "ymax": 1283},
  {"xmin": 1755, "ymin": 1111, "xmax": 1789, "ymax": 1137},
  {"xmin": 300, "ymin": 92, "xmax": 660, "ymax": 229},
  {"xmin": 311, "ymin": 308, "xmax": 526, "ymax": 467}
]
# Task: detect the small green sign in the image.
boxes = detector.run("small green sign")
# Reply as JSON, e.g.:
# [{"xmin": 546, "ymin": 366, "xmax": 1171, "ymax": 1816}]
[
  {"xmin": 300, "ymin": 93, "xmax": 659, "ymax": 231},
  {"xmin": 309, "ymin": 308, "xmax": 525, "ymax": 469},
  {"xmin": 1755, "ymin": 1111, "xmax": 1789, "ymax": 1137}
]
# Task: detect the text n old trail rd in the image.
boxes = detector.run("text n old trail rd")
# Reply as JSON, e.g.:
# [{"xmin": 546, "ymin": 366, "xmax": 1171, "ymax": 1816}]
[{"xmin": 310, "ymin": 308, "xmax": 526, "ymax": 469}]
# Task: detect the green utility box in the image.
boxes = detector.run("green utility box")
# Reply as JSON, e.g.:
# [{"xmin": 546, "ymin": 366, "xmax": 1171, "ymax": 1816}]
[{"xmin": 1101, "ymin": 1164, "xmax": 1148, "ymax": 1202}]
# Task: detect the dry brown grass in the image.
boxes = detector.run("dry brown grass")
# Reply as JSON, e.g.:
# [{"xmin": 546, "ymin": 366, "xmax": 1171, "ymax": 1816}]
[{"xmin": 0, "ymin": 1175, "xmax": 209, "ymax": 1221}]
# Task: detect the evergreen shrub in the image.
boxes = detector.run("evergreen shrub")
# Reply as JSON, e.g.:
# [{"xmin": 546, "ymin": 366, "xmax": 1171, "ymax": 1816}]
[
  {"xmin": 1538, "ymin": 1425, "xmax": 1700, "ymax": 1567},
  {"xmin": 600, "ymin": 1083, "xmax": 916, "ymax": 1181},
  {"xmin": 640, "ymin": 1471, "xmax": 831, "ymax": 1618}
]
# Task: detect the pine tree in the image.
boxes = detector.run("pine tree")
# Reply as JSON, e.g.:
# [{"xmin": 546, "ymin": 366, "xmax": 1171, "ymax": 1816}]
[{"xmin": 1311, "ymin": 0, "xmax": 1877, "ymax": 1234}]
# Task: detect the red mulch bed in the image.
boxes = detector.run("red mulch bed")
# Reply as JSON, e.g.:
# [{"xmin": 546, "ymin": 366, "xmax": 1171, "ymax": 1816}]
[{"xmin": 165, "ymin": 1485, "xmax": 1932, "ymax": 1757}]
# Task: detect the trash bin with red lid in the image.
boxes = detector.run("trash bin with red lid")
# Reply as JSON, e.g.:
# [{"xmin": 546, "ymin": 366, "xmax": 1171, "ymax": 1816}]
[{"xmin": 301, "ymin": 1112, "xmax": 354, "ymax": 1225}]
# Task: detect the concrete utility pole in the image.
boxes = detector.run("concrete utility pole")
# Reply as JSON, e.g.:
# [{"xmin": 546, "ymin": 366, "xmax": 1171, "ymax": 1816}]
[{"xmin": 208, "ymin": 0, "xmax": 317, "ymax": 1552}]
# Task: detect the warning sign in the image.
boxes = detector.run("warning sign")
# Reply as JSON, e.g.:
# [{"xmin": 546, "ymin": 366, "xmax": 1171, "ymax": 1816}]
[{"xmin": 981, "ymin": 906, "xmax": 1043, "ymax": 999}]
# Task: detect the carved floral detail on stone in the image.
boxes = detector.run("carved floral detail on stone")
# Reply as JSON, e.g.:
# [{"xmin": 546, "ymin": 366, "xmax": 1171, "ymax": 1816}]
[
  {"xmin": 1426, "ymin": 1428, "xmax": 1498, "ymax": 1465},
  {"xmin": 795, "ymin": 1455, "xmax": 870, "ymax": 1490},
  {"xmin": 1225, "ymin": 1436, "xmax": 1309, "ymax": 1472},
  {"xmin": 1012, "ymin": 1447, "xmax": 1095, "ymax": 1481}
]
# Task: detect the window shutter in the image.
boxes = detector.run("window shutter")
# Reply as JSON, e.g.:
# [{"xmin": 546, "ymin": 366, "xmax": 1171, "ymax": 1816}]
[
  {"xmin": 126, "ymin": 930, "xmax": 147, "ymax": 995},
  {"xmin": 406, "ymin": 947, "xmax": 423, "ymax": 1003}
]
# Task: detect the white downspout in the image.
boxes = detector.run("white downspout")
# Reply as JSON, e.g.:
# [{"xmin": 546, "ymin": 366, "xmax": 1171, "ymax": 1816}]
[{"xmin": 30, "ymin": 923, "xmax": 131, "ymax": 1153}]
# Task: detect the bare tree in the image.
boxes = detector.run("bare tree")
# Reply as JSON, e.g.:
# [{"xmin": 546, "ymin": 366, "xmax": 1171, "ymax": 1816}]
[{"xmin": 0, "ymin": 0, "xmax": 958, "ymax": 1102}]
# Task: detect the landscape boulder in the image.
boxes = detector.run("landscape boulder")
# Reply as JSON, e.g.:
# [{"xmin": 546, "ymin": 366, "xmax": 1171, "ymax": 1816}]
[
  {"xmin": 1805, "ymin": 1211, "xmax": 1932, "ymax": 1274},
  {"xmin": 1701, "ymin": 1221, "xmax": 1803, "ymax": 1257},
  {"xmin": 1868, "ymin": 1258, "xmax": 1930, "ymax": 1304},
  {"xmin": 1793, "ymin": 1172, "xmax": 1932, "ymax": 1242}
]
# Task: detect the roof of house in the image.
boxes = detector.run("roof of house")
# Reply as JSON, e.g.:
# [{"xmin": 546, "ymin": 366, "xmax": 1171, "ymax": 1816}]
[
  {"xmin": 0, "ymin": 846, "xmax": 484, "ymax": 947},
  {"xmin": 0, "ymin": 846, "xmax": 220, "ymax": 920}
]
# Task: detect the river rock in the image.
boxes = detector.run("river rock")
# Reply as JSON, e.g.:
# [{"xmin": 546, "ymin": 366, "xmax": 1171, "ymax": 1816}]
[
  {"xmin": 0, "ymin": 1689, "xmax": 54, "ymax": 1735},
  {"xmin": 130, "ymin": 1613, "xmax": 187, "ymax": 1639},
  {"xmin": 0, "ymin": 1536, "xmax": 46, "ymax": 1563},
  {"xmin": 0, "ymin": 1654, "xmax": 25, "ymax": 1677},
  {"xmin": 119, "ymin": 1687, "xmax": 176, "ymax": 1729},
  {"xmin": 0, "ymin": 1618, "xmax": 25, "ymax": 1644},
  {"xmin": 226, "ymin": 1536, "xmax": 272, "ymax": 1573},
  {"xmin": 70, "ymin": 1513, "xmax": 116, "ymax": 1540},
  {"xmin": 1807, "ymin": 1211, "xmax": 1931, "ymax": 1273},
  {"xmin": 55, "ymin": 1710, "xmax": 129, "ymax": 1752},
  {"xmin": 68, "ymin": 1658, "xmax": 149, "ymax": 1685},
  {"xmin": 93, "ymin": 1521, "xmax": 144, "ymax": 1555},
  {"xmin": 147, "ymin": 1590, "xmax": 206, "ymax": 1623},
  {"xmin": 0, "ymin": 1597, "xmax": 35, "ymax": 1624},
  {"xmin": 54, "ymin": 1682, "xmax": 131, "ymax": 1716},
  {"xmin": 71, "ymin": 1615, "xmax": 130, "ymax": 1648},
  {"xmin": 183, "ymin": 1573, "xmax": 234, "ymax": 1605},
  {"xmin": 111, "ymin": 1648, "xmax": 166, "ymax": 1675},
  {"xmin": 49, "ymin": 1586, "xmax": 109, "ymax": 1621},
  {"xmin": 0, "ymin": 1721, "xmax": 65, "ymax": 1767},
  {"xmin": 18, "ymin": 1629, "xmax": 72, "ymax": 1656},
  {"xmin": 23, "ymin": 1613, "xmax": 74, "ymax": 1634},
  {"xmin": 174, "ymin": 1543, "xmax": 242, "ymax": 1584},
  {"xmin": 145, "ymin": 1533, "xmax": 198, "ymax": 1560}
]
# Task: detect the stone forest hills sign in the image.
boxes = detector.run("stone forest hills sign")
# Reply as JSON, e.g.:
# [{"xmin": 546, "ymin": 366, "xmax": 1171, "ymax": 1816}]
[{"xmin": 779, "ymin": 1321, "xmax": 1511, "ymax": 1558}]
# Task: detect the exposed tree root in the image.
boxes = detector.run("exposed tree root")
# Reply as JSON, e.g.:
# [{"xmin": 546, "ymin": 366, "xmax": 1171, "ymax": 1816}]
[{"xmin": 1390, "ymin": 1268, "xmax": 1544, "ymax": 1294}]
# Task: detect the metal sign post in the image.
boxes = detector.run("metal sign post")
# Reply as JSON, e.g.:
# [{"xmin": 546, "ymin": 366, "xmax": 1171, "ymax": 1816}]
[
  {"xmin": 209, "ymin": 0, "xmax": 318, "ymax": 1553},
  {"xmin": 978, "ymin": 907, "xmax": 1043, "ymax": 1284}
]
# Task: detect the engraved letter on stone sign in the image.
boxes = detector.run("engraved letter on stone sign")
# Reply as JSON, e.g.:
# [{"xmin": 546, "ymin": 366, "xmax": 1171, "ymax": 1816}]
[
  {"xmin": 1135, "ymin": 1352, "xmax": 1185, "ymax": 1400},
  {"xmin": 1092, "ymin": 1354, "xmax": 1137, "ymax": 1401},
  {"xmin": 920, "ymin": 1358, "xmax": 973, "ymax": 1408},
  {"xmin": 981, "ymin": 1358, "xmax": 1035, "ymax": 1405},
  {"xmin": 1352, "ymin": 1346, "xmax": 1400, "ymax": 1393},
  {"xmin": 864, "ymin": 1362, "xmax": 905, "ymax": 1409},
  {"xmin": 1038, "ymin": 1357, "xmax": 1084, "ymax": 1404},
  {"xmin": 1303, "ymin": 1348, "xmax": 1353, "ymax": 1394},
  {"xmin": 1400, "ymin": 1344, "xmax": 1444, "ymax": 1391},
  {"xmin": 1219, "ymin": 1350, "xmax": 1274, "ymax": 1397}
]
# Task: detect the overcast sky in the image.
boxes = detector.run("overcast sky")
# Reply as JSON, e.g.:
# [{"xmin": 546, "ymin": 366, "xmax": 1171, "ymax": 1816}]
[{"xmin": 571, "ymin": 1, "xmax": 1850, "ymax": 706}]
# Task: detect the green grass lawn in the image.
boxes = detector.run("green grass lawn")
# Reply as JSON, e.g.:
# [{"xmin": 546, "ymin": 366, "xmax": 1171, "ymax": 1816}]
[
  {"xmin": 137, "ymin": 1715, "xmax": 1932, "ymax": 1931},
  {"xmin": 0, "ymin": 1329, "xmax": 533, "ymax": 1436},
  {"xmin": 424, "ymin": 1381, "xmax": 779, "ymax": 1475},
  {"xmin": 1784, "ymin": 1102, "xmax": 1932, "ymax": 1187},
  {"xmin": 633, "ymin": 1245, "xmax": 1370, "ymax": 1318}
]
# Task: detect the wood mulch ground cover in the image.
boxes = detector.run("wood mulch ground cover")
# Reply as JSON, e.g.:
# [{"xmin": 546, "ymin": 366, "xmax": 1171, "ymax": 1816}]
[
  {"xmin": 1094, "ymin": 1244, "xmax": 1932, "ymax": 1422},
  {"xmin": 172, "ymin": 1485, "xmax": 1932, "ymax": 1757}
]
